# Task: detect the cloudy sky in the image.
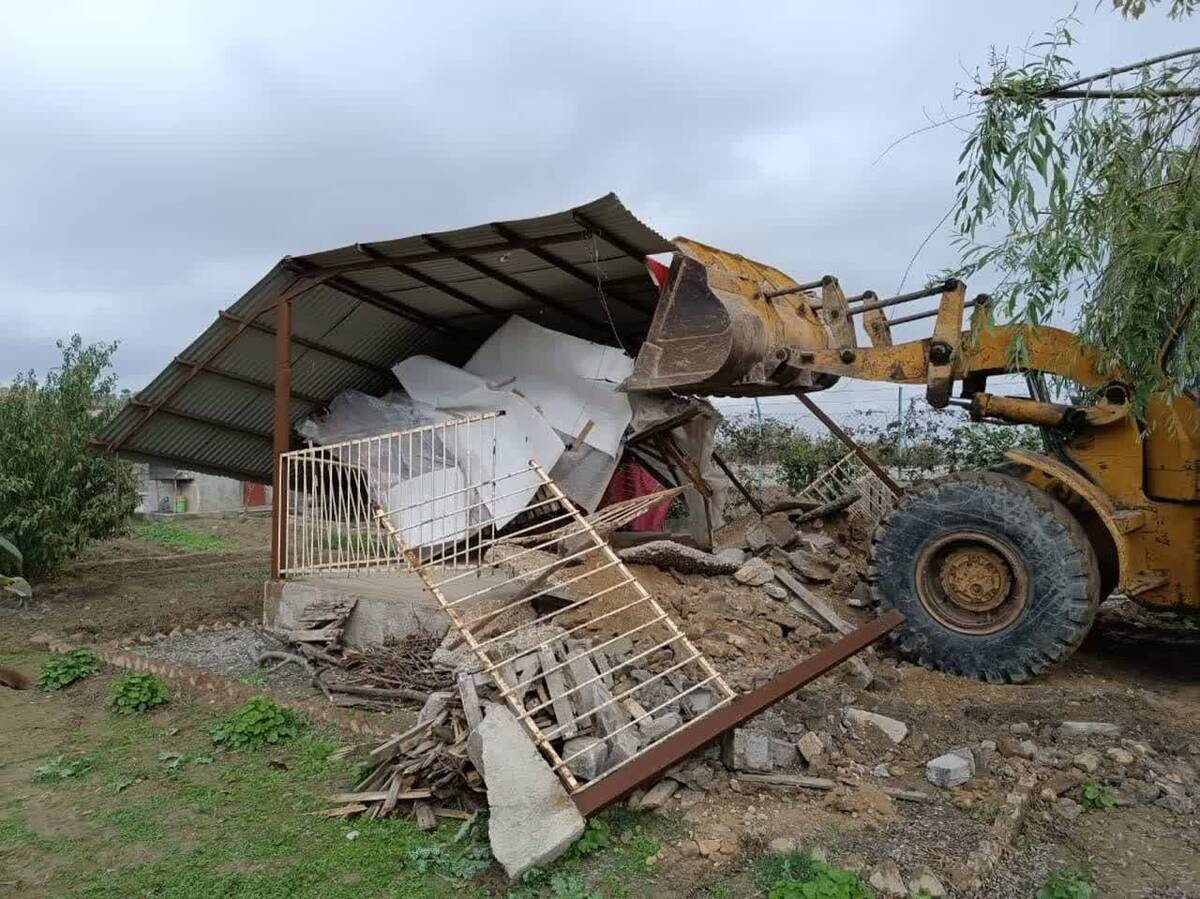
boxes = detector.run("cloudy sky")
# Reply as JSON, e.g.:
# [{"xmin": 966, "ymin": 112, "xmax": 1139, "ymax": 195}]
[{"xmin": 1, "ymin": 1, "xmax": 1185, "ymax": 428}]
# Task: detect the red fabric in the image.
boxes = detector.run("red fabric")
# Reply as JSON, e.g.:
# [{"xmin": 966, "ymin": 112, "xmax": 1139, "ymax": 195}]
[{"xmin": 601, "ymin": 462, "xmax": 672, "ymax": 531}]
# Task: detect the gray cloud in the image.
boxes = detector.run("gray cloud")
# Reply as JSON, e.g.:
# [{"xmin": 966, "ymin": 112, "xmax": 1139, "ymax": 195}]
[{"xmin": 0, "ymin": 1, "xmax": 1185, "ymax": 423}]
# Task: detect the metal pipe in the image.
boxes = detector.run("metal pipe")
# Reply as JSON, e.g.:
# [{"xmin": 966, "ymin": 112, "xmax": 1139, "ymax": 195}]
[
  {"xmin": 271, "ymin": 292, "xmax": 293, "ymax": 581},
  {"xmin": 763, "ymin": 278, "xmax": 825, "ymax": 299},
  {"xmin": 886, "ymin": 297, "xmax": 980, "ymax": 328},
  {"xmin": 846, "ymin": 281, "xmax": 956, "ymax": 316}
]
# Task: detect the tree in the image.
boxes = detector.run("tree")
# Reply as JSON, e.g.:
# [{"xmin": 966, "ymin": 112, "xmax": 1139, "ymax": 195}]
[
  {"xmin": 0, "ymin": 336, "xmax": 139, "ymax": 577},
  {"xmin": 953, "ymin": 1, "xmax": 1199, "ymax": 408}
]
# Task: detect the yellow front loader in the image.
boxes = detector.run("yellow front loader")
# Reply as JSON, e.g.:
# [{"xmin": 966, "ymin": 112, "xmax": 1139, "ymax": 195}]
[{"xmin": 626, "ymin": 240, "xmax": 1200, "ymax": 682}]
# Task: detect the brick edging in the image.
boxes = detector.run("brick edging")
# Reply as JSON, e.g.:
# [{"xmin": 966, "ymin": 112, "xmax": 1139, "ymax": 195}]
[{"xmin": 48, "ymin": 622, "xmax": 392, "ymax": 738}]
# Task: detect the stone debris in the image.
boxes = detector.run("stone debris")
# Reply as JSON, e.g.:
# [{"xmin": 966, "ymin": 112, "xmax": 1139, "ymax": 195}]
[
  {"xmin": 480, "ymin": 704, "xmax": 585, "ymax": 880},
  {"xmin": 925, "ymin": 747, "xmax": 975, "ymax": 788},
  {"xmin": 633, "ymin": 778, "xmax": 680, "ymax": 811},
  {"xmin": 722, "ymin": 728, "xmax": 774, "ymax": 772},
  {"xmin": 867, "ymin": 860, "xmax": 907, "ymax": 897},
  {"xmin": 843, "ymin": 708, "xmax": 909, "ymax": 744},
  {"xmin": 562, "ymin": 736, "xmax": 607, "ymax": 781},
  {"xmin": 796, "ymin": 731, "xmax": 826, "ymax": 767},
  {"xmin": 1072, "ymin": 750, "xmax": 1101, "ymax": 774},
  {"xmin": 733, "ymin": 557, "xmax": 776, "ymax": 586},
  {"xmin": 617, "ymin": 540, "xmax": 742, "ymax": 575},
  {"xmin": 908, "ymin": 866, "xmax": 947, "ymax": 897}
]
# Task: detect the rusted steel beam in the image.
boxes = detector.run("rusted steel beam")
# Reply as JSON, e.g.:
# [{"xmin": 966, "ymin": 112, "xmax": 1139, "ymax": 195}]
[
  {"xmin": 571, "ymin": 610, "xmax": 903, "ymax": 816},
  {"xmin": 354, "ymin": 244, "xmax": 508, "ymax": 321},
  {"xmin": 284, "ymin": 229, "xmax": 594, "ymax": 278},
  {"xmin": 173, "ymin": 356, "xmax": 326, "ymax": 407},
  {"xmin": 489, "ymin": 222, "xmax": 654, "ymax": 315},
  {"xmin": 217, "ymin": 310, "xmax": 392, "ymax": 376},
  {"xmin": 710, "ymin": 450, "xmax": 765, "ymax": 516},
  {"xmin": 284, "ymin": 258, "xmax": 460, "ymax": 333},
  {"xmin": 127, "ymin": 399, "xmax": 272, "ymax": 443},
  {"xmin": 101, "ymin": 275, "xmax": 327, "ymax": 453},
  {"xmin": 420, "ymin": 233, "xmax": 612, "ymax": 338},
  {"xmin": 271, "ymin": 292, "xmax": 292, "ymax": 581},
  {"xmin": 87, "ymin": 437, "xmax": 268, "ymax": 483},
  {"xmin": 795, "ymin": 393, "xmax": 903, "ymax": 498}
]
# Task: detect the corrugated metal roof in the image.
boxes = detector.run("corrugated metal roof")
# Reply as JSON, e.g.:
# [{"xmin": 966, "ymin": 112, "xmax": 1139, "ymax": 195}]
[{"xmin": 95, "ymin": 193, "xmax": 673, "ymax": 482}]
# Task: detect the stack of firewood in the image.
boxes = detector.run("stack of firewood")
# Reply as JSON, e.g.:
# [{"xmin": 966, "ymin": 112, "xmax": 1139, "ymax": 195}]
[{"xmin": 324, "ymin": 689, "xmax": 485, "ymax": 827}]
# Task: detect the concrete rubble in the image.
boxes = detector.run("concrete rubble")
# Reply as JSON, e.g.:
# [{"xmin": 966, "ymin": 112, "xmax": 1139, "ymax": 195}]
[
  {"xmin": 617, "ymin": 540, "xmax": 742, "ymax": 575},
  {"xmin": 480, "ymin": 704, "xmax": 586, "ymax": 880}
]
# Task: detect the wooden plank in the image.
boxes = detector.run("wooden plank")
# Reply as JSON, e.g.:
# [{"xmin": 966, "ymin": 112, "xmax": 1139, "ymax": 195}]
[
  {"xmin": 328, "ymin": 788, "xmax": 433, "ymax": 803},
  {"xmin": 771, "ymin": 564, "xmax": 854, "ymax": 635},
  {"xmin": 539, "ymin": 645, "xmax": 578, "ymax": 740},
  {"xmin": 318, "ymin": 803, "xmax": 367, "ymax": 817},
  {"xmin": 736, "ymin": 773, "xmax": 837, "ymax": 790}
]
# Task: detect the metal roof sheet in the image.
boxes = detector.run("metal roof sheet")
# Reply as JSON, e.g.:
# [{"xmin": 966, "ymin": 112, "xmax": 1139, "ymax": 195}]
[{"xmin": 95, "ymin": 193, "xmax": 672, "ymax": 482}]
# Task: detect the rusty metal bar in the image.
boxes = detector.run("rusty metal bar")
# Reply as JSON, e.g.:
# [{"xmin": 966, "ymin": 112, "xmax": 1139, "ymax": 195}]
[
  {"xmin": 86, "ymin": 438, "xmax": 267, "ymax": 483},
  {"xmin": 421, "ymin": 233, "xmax": 611, "ymax": 337},
  {"xmin": 271, "ymin": 292, "xmax": 293, "ymax": 581},
  {"xmin": 490, "ymin": 222, "xmax": 654, "ymax": 315},
  {"xmin": 101, "ymin": 274, "xmax": 326, "ymax": 454},
  {"xmin": 355, "ymin": 244, "xmax": 509, "ymax": 321},
  {"xmin": 173, "ymin": 357, "xmax": 326, "ymax": 407},
  {"xmin": 282, "ymin": 230, "xmax": 595, "ymax": 278},
  {"xmin": 284, "ymin": 259, "xmax": 462, "ymax": 334},
  {"xmin": 126, "ymin": 400, "xmax": 272, "ymax": 443},
  {"xmin": 570, "ymin": 610, "xmax": 903, "ymax": 816},
  {"xmin": 795, "ymin": 394, "xmax": 903, "ymax": 498},
  {"xmin": 762, "ymin": 279, "xmax": 826, "ymax": 299},
  {"xmin": 217, "ymin": 310, "xmax": 392, "ymax": 376},
  {"xmin": 710, "ymin": 450, "xmax": 765, "ymax": 516}
]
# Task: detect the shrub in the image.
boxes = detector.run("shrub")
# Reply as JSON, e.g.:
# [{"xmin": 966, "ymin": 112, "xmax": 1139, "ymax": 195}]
[
  {"xmin": 38, "ymin": 648, "xmax": 100, "ymax": 691},
  {"xmin": 211, "ymin": 697, "xmax": 305, "ymax": 750},
  {"xmin": 0, "ymin": 336, "xmax": 139, "ymax": 577},
  {"xmin": 110, "ymin": 671, "xmax": 169, "ymax": 714},
  {"xmin": 778, "ymin": 434, "xmax": 849, "ymax": 493}
]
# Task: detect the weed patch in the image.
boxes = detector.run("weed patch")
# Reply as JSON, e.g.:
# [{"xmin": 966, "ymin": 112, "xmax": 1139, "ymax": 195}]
[
  {"xmin": 39, "ymin": 648, "xmax": 99, "ymax": 690},
  {"xmin": 133, "ymin": 520, "xmax": 231, "ymax": 552}
]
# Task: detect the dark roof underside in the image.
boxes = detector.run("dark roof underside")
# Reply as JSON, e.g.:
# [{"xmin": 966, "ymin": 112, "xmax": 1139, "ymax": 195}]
[{"xmin": 96, "ymin": 193, "xmax": 673, "ymax": 482}]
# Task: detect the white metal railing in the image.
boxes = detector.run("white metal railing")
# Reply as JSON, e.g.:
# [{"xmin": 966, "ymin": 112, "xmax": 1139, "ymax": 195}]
[
  {"xmin": 278, "ymin": 412, "xmax": 504, "ymax": 577},
  {"xmin": 277, "ymin": 412, "xmax": 733, "ymax": 794},
  {"xmin": 797, "ymin": 451, "xmax": 896, "ymax": 528}
]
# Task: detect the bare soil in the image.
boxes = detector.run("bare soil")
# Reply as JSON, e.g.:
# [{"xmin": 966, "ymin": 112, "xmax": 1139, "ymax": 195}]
[{"xmin": 2, "ymin": 512, "xmax": 1199, "ymax": 897}]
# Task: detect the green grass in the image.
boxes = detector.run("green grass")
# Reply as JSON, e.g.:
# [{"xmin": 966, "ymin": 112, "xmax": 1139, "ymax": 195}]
[
  {"xmin": 132, "ymin": 521, "xmax": 233, "ymax": 552},
  {"xmin": 0, "ymin": 677, "xmax": 681, "ymax": 899}
]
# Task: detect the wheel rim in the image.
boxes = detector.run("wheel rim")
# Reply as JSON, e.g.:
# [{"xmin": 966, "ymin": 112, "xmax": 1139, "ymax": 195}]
[{"xmin": 915, "ymin": 531, "xmax": 1030, "ymax": 635}]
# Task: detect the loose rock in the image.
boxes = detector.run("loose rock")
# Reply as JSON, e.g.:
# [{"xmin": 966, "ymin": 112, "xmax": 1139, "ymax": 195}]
[
  {"xmin": 908, "ymin": 866, "xmax": 947, "ymax": 897},
  {"xmin": 867, "ymin": 860, "xmax": 907, "ymax": 897},
  {"xmin": 926, "ymin": 748, "xmax": 975, "ymax": 789},
  {"xmin": 843, "ymin": 708, "xmax": 909, "ymax": 744},
  {"xmin": 734, "ymin": 558, "xmax": 776, "ymax": 587}
]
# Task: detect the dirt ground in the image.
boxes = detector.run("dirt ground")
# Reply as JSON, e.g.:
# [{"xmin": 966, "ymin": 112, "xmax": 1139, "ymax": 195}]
[{"xmin": 2, "ymin": 513, "xmax": 1199, "ymax": 897}]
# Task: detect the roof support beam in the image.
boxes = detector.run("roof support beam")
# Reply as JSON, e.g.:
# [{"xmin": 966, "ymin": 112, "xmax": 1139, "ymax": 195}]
[
  {"xmin": 173, "ymin": 356, "xmax": 327, "ymax": 407},
  {"xmin": 127, "ymin": 399, "xmax": 273, "ymax": 443},
  {"xmin": 284, "ymin": 259, "xmax": 463, "ymax": 333},
  {"xmin": 89, "ymin": 438, "xmax": 269, "ymax": 483},
  {"xmin": 354, "ymin": 244, "xmax": 508, "ymax": 321},
  {"xmin": 288, "ymin": 230, "xmax": 594, "ymax": 278},
  {"xmin": 217, "ymin": 310, "xmax": 393, "ymax": 377},
  {"xmin": 489, "ymin": 223, "xmax": 654, "ymax": 316},
  {"xmin": 420, "ymin": 233, "xmax": 614, "ymax": 340},
  {"xmin": 572, "ymin": 211, "xmax": 656, "ymax": 269},
  {"xmin": 100, "ymin": 274, "xmax": 330, "ymax": 454}
]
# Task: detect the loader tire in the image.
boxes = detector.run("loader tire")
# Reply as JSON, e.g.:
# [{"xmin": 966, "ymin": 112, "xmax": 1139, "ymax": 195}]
[{"xmin": 869, "ymin": 470, "xmax": 1100, "ymax": 683}]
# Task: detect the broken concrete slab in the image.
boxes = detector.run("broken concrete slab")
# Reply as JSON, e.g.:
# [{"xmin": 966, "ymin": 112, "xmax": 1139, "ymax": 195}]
[
  {"xmin": 786, "ymin": 549, "xmax": 839, "ymax": 583},
  {"xmin": 640, "ymin": 711, "xmax": 683, "ymax": 744},
  {"xmin": 733, "ymin": 558, "xmax": 775, "ymax": 587},
  {"xmin": 843, "ymin": 708, "xmax": 909, "ymax": 744},
  {"xmin": 480, "ymin": 704, "xmax": 585, "ymax": 880},
  {"xmin": 796, "ymin": 731, "xmax": 825, "ymax": 767},
  {"xmin": 770, "ymin": 737, "xmax": 799, "ymax": 769},
  {"xmin": 617, "ymin": 540, "xmax": 741, "ymax": 575},
  {"xmin": 926, "ymin": 748, "xmax": 975, "ymax": 788}
]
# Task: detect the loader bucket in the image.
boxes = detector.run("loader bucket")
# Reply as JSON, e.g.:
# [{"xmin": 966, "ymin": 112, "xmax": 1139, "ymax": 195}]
[{"xmin": 625, "ymin": 238, "xmax": 837, "ymax": 396}]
